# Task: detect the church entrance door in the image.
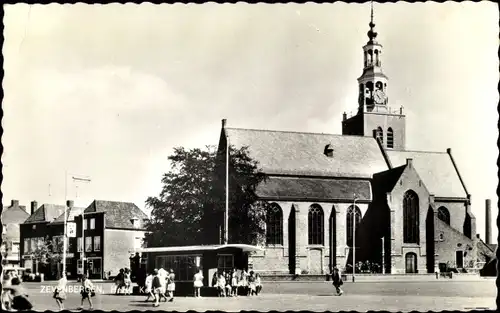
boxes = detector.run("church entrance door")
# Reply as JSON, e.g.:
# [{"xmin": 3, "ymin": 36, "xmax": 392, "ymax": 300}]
[{"xmin": 405, "ymin": 252, "xmax": 417, "ymax": 274}]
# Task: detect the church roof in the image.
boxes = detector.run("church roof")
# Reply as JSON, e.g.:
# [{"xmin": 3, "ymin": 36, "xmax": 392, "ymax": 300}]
[
  {"xmin": 386, "ymin": 150, "xmax": 468, "ymax": 199},
  {"xmin": 224, "ymin": 128, "xmax": 389, "ymax": 179},
  {"xmin": 256, "ymin": 176, "xmax": 372, "ymax": 202}
]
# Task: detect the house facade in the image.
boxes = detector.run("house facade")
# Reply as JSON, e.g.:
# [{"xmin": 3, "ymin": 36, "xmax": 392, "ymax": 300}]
[{"xmin": 2, "ymin": 200, "xmax": 31, "ymax": 267}]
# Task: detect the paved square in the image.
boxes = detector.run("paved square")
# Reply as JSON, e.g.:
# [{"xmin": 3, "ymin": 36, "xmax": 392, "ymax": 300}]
[{"xmin": 22, "ymin": 279, "xmax": 496, "ymax": 312}]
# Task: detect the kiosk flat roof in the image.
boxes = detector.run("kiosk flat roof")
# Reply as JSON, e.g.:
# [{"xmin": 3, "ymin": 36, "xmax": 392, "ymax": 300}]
[{"xmin": 137, "ymin": 244, "xmax": 264, "ymax": 253}]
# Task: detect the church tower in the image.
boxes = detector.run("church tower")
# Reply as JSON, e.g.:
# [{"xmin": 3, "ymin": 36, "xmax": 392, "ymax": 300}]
[{"xmin": 342, "ymin": 3, "xmax": 406, "ymax": 150}]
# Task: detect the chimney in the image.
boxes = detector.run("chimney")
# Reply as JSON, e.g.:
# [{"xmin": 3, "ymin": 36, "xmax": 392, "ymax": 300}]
[
  {"xmin": 406, "ymin": 158, "xmax": 413, "ymax": 167},
  {"xmin": 31, "ymin": 201, "xmax": 38, "ymax": 215},
  {"xmin": 222, "ymin": 119, "xmax": 227, "ymax": 129},
  {"xmin": 11, "ymin": 200, "xmax": 19, "ymax": 207},
  {"xmin": 343, "ymin": 112, "xmax": 347, "ymax": 121},
  {"xmin": 485, "ymin": 199, "xmax": 492, "ymax": 244},
  {"xmin": 67, "ymin": 200, "xmax": 74, "ymax": 208}
]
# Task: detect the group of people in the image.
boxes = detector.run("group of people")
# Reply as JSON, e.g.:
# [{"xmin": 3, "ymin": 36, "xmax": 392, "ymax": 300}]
[
  {"xmin": 113, "ymin": 268, "xmax": 133, "ymax": 295},
  {"xmin": 143, "ymin": 268, "xmax": 176, "ymax": 307},
  {"xmin": 1, "ymin": 270, "xmax": 33, "ymax": 311},
  {"xmin": 212, "ymin": 269, "xmax": 262, "ymax": 297}
]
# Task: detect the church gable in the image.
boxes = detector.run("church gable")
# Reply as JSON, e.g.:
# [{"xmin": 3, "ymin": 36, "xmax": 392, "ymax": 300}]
[
  {"xmin": 221, "ymin": 126, "xmax": 389, "ymax": 179},
  {"xmin": 385, "ymin": 150, "xmax": 468, "ymax": 199}
]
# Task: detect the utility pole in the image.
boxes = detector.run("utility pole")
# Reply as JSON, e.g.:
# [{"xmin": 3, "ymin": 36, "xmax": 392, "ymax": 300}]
[{"xmin": 352, "ymin": 194, "xmax": 359, "ymax": 282}]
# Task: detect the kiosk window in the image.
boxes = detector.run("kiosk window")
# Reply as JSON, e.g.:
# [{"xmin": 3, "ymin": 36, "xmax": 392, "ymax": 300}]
[
  {"xmin": 217, "ymin": 254, "xmax": 234, "ymax": 273},
  {"xmin": 155, "ymin": 255, "xmax": 202, "ymax": 281}
]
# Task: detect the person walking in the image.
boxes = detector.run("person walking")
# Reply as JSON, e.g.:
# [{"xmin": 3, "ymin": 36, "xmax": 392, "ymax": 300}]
[
  {"xmin": 193, "ymin": 269, "xmax": 204, "ymax": 298},
  {"xmin": 166, "ymin": 269, "xmax": 176, "ymax": 302},
  {"xmin": 114, "ymin": 269, "xmax": 125, "ymax": 295},
  {"xmin": 144, "ymin": 271, "xmax": 155, "ymax": 302},
  {"xmin": 123, "ymin": 269, "xmax": 132, "ymax": 295},
  {"xmin": 151, "ymin": 269, "xmax": 162, "ymax": 307},
  {"xmin": 53, "ymin": 274, "xmax": 67, "ymax": 311},
  {"xmin": 79, "ymin": 274, "xmax": 95, "ymax": 310},
  {"xmin": 331, "ymin": 267, "xmax": 344, "ymax": 296}
]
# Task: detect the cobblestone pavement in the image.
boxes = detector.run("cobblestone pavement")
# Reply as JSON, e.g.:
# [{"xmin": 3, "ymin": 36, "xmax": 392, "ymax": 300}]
[{"xmin": 22, "ymin": 280, "xmax": 496, "ymax": 312}]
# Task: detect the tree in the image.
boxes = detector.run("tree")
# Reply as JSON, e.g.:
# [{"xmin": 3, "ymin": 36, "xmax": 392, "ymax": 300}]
[
  {"xmin": 145, "ymin": 145, "xmax": 269, "ymax": 247},
  {"xmin": 31, "ymin": 236, "xmax": 65, "ymax": 277}
]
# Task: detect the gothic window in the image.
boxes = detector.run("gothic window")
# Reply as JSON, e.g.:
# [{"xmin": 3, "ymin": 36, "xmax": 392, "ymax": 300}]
[
  {"xmin": 266, "ymin": 203, "xmax": 283, "ymax": 245},
  {"xmin": 376, "ymin": 127, "xmax": 383, "ymax": 144},
  {"xmin": 308, "ymin": 205, "xmax": 324, "ymax": 245},
  {"xmin": 403, "ymin": 190, "xmax": 419, "ymax": 244},
  {"xmin": 463, "ymin": 213, "xmax": 471, "ymax": 239},
  {"xmin": 346, "ymin": 205, "xmax": 361, "ymax": 247},
  {"xmin": 437, "ymin": 207, "xmax": 450, "ymax": 225},
  {"xmin": 387, "ymin": 128, "xmax": 394, "ymax": 148}
]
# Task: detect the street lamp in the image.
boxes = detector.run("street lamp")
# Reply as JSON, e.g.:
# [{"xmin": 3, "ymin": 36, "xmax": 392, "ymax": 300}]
[{"xmin": 352, "ymin": 194, "xmax": 359, "ymax": 282}]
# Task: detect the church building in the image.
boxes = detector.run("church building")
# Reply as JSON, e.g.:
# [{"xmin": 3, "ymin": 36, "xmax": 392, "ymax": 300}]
[{"xmin": 215, "ymin": 9, "xmax": 477, "ymax": 275}]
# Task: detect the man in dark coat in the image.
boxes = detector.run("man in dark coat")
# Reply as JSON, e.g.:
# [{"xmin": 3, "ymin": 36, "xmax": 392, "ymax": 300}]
[{"xmin": 331, "ymin": 267, "xmax": 343, "ymax": 296}]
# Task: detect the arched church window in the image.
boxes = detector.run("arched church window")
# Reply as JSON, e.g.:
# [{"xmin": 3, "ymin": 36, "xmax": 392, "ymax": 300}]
[
  {"xmin": 346, "ymin": 205, "xmax": 361, "ymax": 247},
  {"xmin": 437, "ymin": 207, "xmax": 450, "ymax": 225},
  {"xmin": 266, "ymin": 203, "xmax": 283, "ymax": 246},
  {"xmin": 366, "ymin": 82, "xmax": 374, "ymax": 95},
  {"xmin": 376, "ymin": 127, "xmax": 383, "ymax": 144},
  {"xmin": 374, "ymin": 50, "xmax": 379, "ymax": 66},
  {"xmin": 387, "ymin": 128, "xmax": 394, "ymax": 148},
  {"xmin": 403, "ymin": 190, "xmax": 419, "ymax": 244},
  {"xmin": 308, "ymin": 205, "xmax": 324, "ymax": 245},
  {"xmin": 364, "ymin": 51, "xmax": 368, "ymax": 67},
  {"xmin": 368, "ymin": 49, "xmax": 373, "ymax": 65},
  {"xmin": 463, "ymin": 213, "xmax": 471, "ymax": 239},
  {"xmin": 405, "ymin": 252, "xmax": 418, "ymax": 273}
]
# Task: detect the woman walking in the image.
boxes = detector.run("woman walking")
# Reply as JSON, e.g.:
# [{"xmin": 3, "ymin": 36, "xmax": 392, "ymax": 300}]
[
  {"xmin": 144, "ymin": 271, "xmax": 155, "ymax": 302},
  {"xmin": 151, "ymin": 269, "xmax": 162, "ymax": 307},
  {"xmin": 114, "ymin": 269, "xmax": 125, "ymax": 295},
  {"xmin": 79, "ymin": 274, "xmax": 95, "ymax": 310},
  {"xmin": 331, "ymin": 267, "xmax": 344, "ymax": 296},
  {"xmin": 53, "ymin": 274, "xmax": 68, "ymax": 311}
]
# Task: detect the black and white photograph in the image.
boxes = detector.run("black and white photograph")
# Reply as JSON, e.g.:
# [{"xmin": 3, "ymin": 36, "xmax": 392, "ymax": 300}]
[{"xmin": 1, "ymin": 1, "xmax": 498, "ymax": 311}]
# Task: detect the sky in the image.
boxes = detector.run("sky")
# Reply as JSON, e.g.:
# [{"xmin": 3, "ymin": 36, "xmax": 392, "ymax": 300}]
[{"xmin": 2, "ymin": 2, "xmax": 498, "ymax": 240}]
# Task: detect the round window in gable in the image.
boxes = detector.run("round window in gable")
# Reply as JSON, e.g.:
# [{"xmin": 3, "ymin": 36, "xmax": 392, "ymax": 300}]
[{"xmin": 439, "ymin": 233, "xmax": 444, "ymax": 241}]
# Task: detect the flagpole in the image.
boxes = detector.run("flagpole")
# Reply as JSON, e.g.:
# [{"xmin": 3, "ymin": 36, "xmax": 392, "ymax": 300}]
[
  {"xmin": 63, "ymin": 171, "xmax": 68, "ymax": 277},
  {"xmin": 224, "ymin": 132, "xmax": 229, "ymax": 245}
]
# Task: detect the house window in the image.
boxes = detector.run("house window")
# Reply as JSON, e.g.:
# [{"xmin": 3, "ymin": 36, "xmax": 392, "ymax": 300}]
[
  {"xmin": 84, "ymin": 219, "xmax": 87, "ymax": 230},
  {"xmin": 437, "ymin": 207, "xmax": 450, "ymax": 225},
  {"xmin": 12, "ymin": 243, "xmax": 19, "ymax": 253},
  {"xmin": 403, "ymin": 190, "xmax": 420, "ymax": 244},
  {"xmin": 266, "ymin": 203, "xmax": 283, "ymax": 246},
  {"xmin": 308, "ymin": 204, "xmax": 324, "ymax": 245},
  {"xmin": 30, "ymin": 238, "xmax": 37, "ymax": 252},
  {"xmin": 85, "ymin": 237, "xmax": 92, "ymax": 252},
  {"xmin": 90, "ymin": 218, "xmax": 95, "ymax": 230},
  {"xmin": 387, "ymin": 127, "xmax": 394, "ymax": 148},
  {"xmin": 346, "ymin": 205, "xmax": 362, "ymax": 247},
  {"xmin": 24, "ymin": 239, "xmax": 29, "ymax": 253},
  {"xmin": 93, "ymin": 236, "xmax": 101, "ymax": 251},
  {"xmin": 131, "ymin": 218, "xmax": 140, "ymax": 228},
  {"xmin": 52, "ymin": 236, "xmax": 63, "ymax": 252},
  {"xmin": 77, "ymin": 238, "xmax": 83, "ymax": 252},
  {"xmin": 134, "ymin": 237, "xmax": 142, "ymax": 249}
]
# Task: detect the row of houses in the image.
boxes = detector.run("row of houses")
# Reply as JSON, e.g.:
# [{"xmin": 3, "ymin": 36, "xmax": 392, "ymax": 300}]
[{"xmin": 2, "ymin": 199, "xmax": 149, "ymax": 280}]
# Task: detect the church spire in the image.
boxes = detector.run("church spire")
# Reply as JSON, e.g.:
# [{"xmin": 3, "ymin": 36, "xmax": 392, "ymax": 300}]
[{"xmin": 367, "ymin": 1, "xmax": 378, "ymax": 42}]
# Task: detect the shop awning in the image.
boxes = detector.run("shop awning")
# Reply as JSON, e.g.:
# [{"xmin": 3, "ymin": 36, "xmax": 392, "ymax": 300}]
[{"xmin": 137, "ymin": 244, "xmax": 265, "ymax": 254}]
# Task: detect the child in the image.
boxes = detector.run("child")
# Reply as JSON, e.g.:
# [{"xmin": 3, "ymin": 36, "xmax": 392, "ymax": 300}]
[
  {"xmin": 248, "ymin": 272, "xmax": 256, "ymax": 296},
  {"xmin": 224, "ymin": 272, "xmax": 232, "ymax": 297},
  {"xmin": 231, "ymin": 271, "xmax": 239, "ymax": 297},
  {"xmin": 255, "ymin": 273, "xmax": 262, "ymax": 295},
  {"xmin": 193, "ymin": 269, "xmax": 203, "ymax": 298},
  {"xmin": 123, "ymin": 269, "xmax": 132, "ymax": 295},
  {"xmin": 144, "ymin": 271, "xmax": 155, "ymax": 302},
  {"xmin": 79, "ymin": 275, "xmax": 95, "ymax": 310},
  {"xmin": 114, "ymin": 269, "xmax": 125, "ymax": 295},
  {"xmin": 53, "ymin": 274, "xmax": 67, "ymax": 311},
  {"xmin": 152, "ymin": 269, "xmax": 162, "ymax": 307},
  {"xmin": 166, "ymin": 270, "xmax": 176, "ymax": 302},
  {"xmin": 217, "ymin": 273, "xmax": 226, "ymax": 297}
]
